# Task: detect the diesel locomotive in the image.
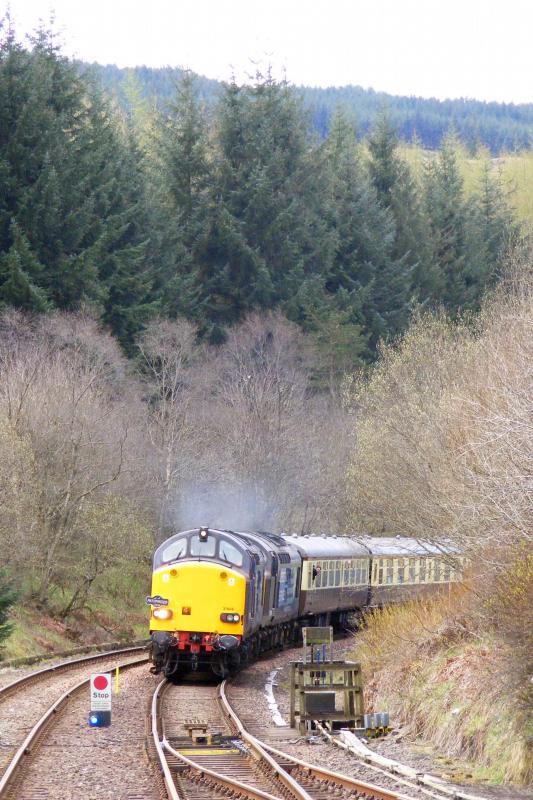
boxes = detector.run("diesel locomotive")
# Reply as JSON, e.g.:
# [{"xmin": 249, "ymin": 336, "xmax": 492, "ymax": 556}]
[{"xmin": 148, "ymin": 526, "xmax": 461, "ymax": 678}]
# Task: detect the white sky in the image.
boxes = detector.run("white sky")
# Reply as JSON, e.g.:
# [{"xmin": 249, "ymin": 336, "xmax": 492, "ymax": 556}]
[{"xmin": 5, "ymin": 0, "xmax": 533, "ymax": 104}]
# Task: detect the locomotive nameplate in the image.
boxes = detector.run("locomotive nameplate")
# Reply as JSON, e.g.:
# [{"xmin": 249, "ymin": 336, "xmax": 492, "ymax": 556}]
[{"xmin": 146, "ymin": 595, "xmax": 169, "ymax": 606}]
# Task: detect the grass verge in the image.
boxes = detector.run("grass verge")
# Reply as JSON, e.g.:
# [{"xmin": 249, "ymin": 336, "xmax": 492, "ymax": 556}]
[{"xmin": 353, "ymin": 592, "xmax": 532, "ymax": 786}]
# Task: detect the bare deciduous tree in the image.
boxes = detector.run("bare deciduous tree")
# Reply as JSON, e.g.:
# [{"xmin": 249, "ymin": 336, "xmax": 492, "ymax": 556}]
[{"xmin": 0, "ymin": 312, "xmax": 152, "ymax": 608}]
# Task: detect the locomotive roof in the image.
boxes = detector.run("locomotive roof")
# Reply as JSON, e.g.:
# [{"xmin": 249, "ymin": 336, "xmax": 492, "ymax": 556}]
[{"xmin": 281, "ymin": 533, "xmax": 370, "ymax": 558}]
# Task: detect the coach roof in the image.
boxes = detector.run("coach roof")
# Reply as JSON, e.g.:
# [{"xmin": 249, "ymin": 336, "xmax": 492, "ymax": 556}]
[
  {"xmin": 361, "ymin": 536, "xmax": 457, "ymax": 557},
  {"xmin": 281, "ymin": 533, "xmax": 370, "ymax": 558}
]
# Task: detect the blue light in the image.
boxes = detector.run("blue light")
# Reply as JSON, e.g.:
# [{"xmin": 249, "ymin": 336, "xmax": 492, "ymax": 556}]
[{"xmin": 88, "ymin": 710, "xmax": 111, "ymax": 727}]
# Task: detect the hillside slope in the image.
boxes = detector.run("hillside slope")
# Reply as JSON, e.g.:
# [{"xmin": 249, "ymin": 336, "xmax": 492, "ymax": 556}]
[{"xmin": 84, "ymin": 61, "xmax": 533, "ymax": 153}]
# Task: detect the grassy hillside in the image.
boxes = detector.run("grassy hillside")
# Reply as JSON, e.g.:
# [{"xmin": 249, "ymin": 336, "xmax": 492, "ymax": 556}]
[
  {"xmin": 400, "ymin": 142, "xmax": 533, "ymax": 224},
  {"xmin": 3, "ymin": 568, "xmax": 150, "ymax": 661},
  {"xmin": 356, "ymin": 593, "xmax": 532, "ymax": 786}
]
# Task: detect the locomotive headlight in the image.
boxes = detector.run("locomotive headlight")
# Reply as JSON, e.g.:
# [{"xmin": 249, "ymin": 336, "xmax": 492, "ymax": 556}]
[{"xmin": 153, "ymin": 607, "xmax": 173, "ymax": 620}]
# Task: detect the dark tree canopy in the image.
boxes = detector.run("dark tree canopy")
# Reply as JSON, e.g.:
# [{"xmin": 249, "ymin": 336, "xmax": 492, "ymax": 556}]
[{"xmin": 0, "ymin": 20, "xmax": 521, "ymax": 364}]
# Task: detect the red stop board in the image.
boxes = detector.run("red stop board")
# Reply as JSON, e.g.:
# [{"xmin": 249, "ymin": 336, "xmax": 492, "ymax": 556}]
[{"xmin": 90, "ymin": 673, "xmax": 112, "ymax": 711}]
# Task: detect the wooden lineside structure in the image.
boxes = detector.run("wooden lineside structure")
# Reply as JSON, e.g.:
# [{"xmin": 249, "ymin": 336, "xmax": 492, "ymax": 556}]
[{"xmin": 289, "ymin": 627, "xmax": 364, "ymax": 734}]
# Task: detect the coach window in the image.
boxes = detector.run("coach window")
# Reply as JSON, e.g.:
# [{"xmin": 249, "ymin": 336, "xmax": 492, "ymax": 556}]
[
  {"xmin": 378, "ymin": 559, "xmax": 384, "ymax": 584},
  {"xmin": 372, "ymin": 562, "xmax": 378, "ymax": 583},
  {"xmin": 409, "ymin": 558, "xmax": 416, "ymax": 583},
  {"xmin": 419, "ymin": 558, "xmax": 426, "ymax": 582},
  {"xmin": 397, "ymin": 559, "xmax": 405, "ymax": 584},
  {"xmin": 386, "ymin": 559, "xmax": 393, "ymax": 585},
  {"xmin": 218, "ymin": 539, "xmax": 244, "ymax": 567},
  {"xmin": 434, "ymin": 559, "xmax": 441, "ymax": 582},
  {"xmin": 443, "ymin": 561, "xmax": 451, "ymax": 581},
  {"xmin": 315, "ymin": 563, "xmax": 322, "ymax": 588}
]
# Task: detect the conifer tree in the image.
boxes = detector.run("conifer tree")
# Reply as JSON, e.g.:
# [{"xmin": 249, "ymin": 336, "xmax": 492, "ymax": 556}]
[
  {"xmin": 323, "ymin": 111, "xmax": 405, "ymax": 355},
  {"xmin": 214, "ymin": 73, "xmax": 329, "ymax": 305},
  {"xmin": 0, "ymin": 221, "xmax": 49, "ymax": 310},
  {"xmin": 95, "ymin": 116, "xmax": 157, "ymax": 349},
  {"xmin": 423, "ymin": 135, "xmax": 474, "ymax": 310},
  {"xmin": 191, "ymin": 201, "xmax": 273, "ymax": 339},
  {"xmin": 468, "ymin": 161, "xmax": 518, "ymax": 299},
  {"xmin": 368, "ymin": 112, "xmax": 439, "ymax": 306},
  {"xmin": 152, "ymin": 71, "xmax": 211, "ymax": 317},
  {"xmin": 0, "ymin": 21, "xmax": 155, "ymax": 346}
]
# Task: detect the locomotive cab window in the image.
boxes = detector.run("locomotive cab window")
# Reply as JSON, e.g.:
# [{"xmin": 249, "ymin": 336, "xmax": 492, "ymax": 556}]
[
  {"xmin": 190, "ymin": 535, "xmax": 216, "ymax": 557},
  {"xmin": 160, "ymin": 537, "xmax": 187, "ymax": 564},
  {"xmin": 219, "ymin": 539, "xmax": 244, "ymax": 567}
]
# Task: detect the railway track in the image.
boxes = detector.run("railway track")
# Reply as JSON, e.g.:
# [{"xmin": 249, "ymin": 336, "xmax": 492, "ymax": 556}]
[
  {"xmin": 0, "ymin": 645, "xmax": 149, "ymax": 799},
  {"xmin": 150, "ymin": 676, "xmax": 417, "ymax": 800},
  {"xmin": 0, "ymin": 645, "xmax": 493, "ymax": 800}
]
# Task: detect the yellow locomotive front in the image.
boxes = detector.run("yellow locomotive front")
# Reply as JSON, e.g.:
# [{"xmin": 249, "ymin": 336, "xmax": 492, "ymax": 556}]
[{"xmin": 149, "ymin": 527, "xmax": 249, "ymax": 677}]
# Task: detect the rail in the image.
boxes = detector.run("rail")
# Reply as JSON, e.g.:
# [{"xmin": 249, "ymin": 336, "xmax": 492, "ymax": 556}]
[{"xmin": 0, "ymin": 644, "xmax": 148, "ymax": 701}]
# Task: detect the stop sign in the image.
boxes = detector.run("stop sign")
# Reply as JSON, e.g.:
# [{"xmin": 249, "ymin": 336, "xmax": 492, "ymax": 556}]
[{"xmin": 90, "ymin": 673, "xmax": 112, "ymax": 711}]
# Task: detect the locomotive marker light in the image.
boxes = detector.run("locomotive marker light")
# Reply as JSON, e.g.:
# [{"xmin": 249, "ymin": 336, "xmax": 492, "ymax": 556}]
[
  {"xmin": 88, "ymin": 673, "xmax": 112, "ymax": 727},
  {"xmin": 199, "ymin": 526, "xmax": 209, "ymax": 541}
]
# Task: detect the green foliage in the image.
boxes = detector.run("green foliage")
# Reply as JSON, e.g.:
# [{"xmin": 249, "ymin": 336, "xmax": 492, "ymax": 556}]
[
  {"xmin": 0, "ymin": 19, "xmax": 155, "ymax": 347},
  {"xmin": 0, "ymin": 19, "xmax": 521, "ymax": 360},
  {"xmin": 0, "ymin": 568, "xmax": 17, "ymax": 650},
  {"xmin": 0, "ymin": 220, "xmax": 49, "ymax": 311}
]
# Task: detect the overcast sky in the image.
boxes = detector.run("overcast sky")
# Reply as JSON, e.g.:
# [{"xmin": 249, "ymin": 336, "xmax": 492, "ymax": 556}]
[{"xmin": 5, "ymin": 0, "xmax": 533, "ymax": 104}]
